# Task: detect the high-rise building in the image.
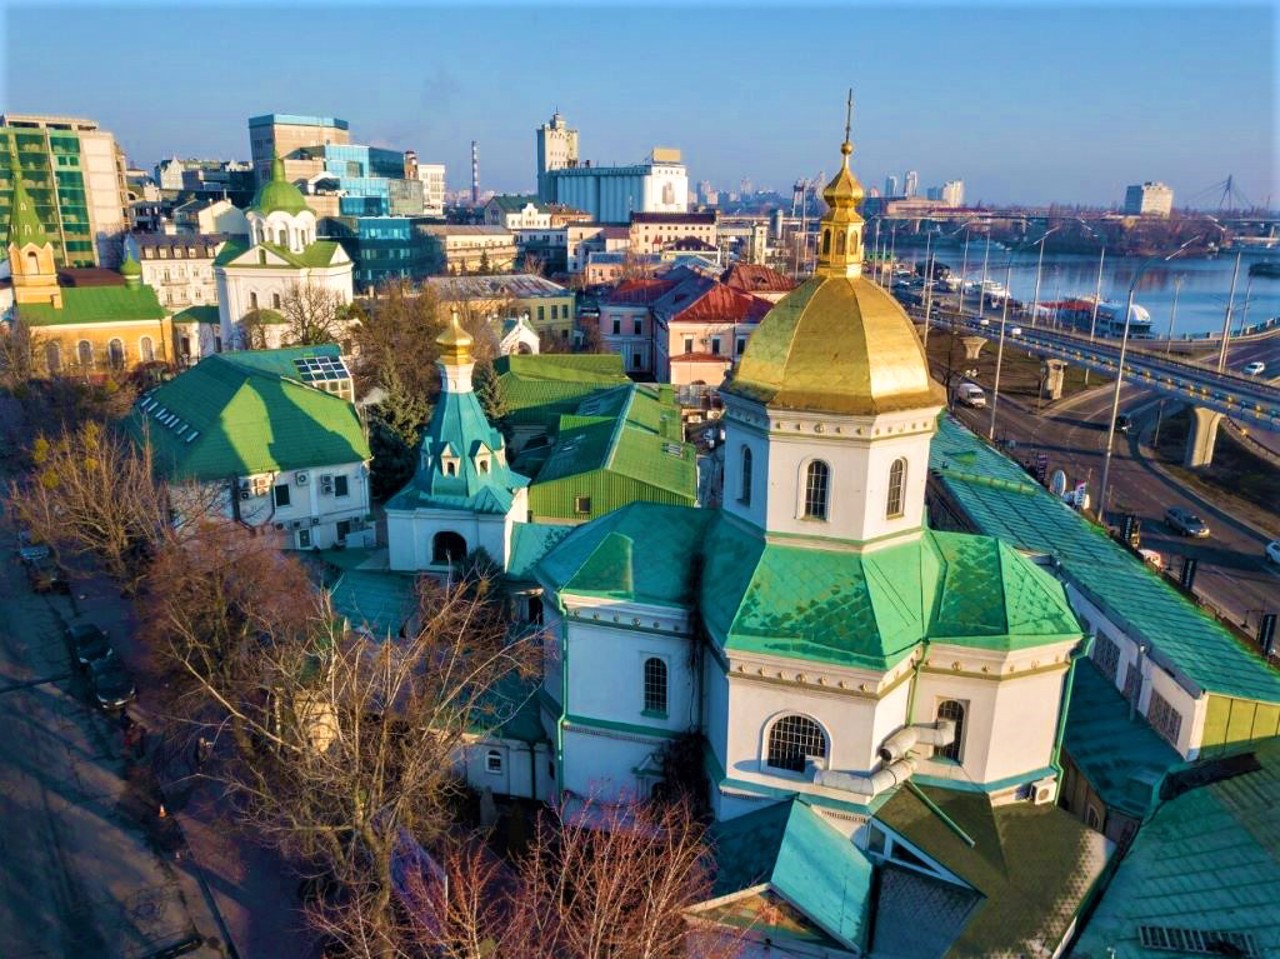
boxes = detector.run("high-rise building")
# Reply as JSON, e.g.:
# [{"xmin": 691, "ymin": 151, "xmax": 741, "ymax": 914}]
[
  {"xmin": 1, "ymin": 113, "xmax": 131, "ymax": 267},
  {"xmin": 536, "ymin": 111, "xmax": 579, "ymax": 202},
  {"xmin": 417, "ymin": 163, "xmax": 447, "ymax": 218},
  {"xmin": 543, "ymin": 149, "xmax": 689, "ymax": 224},
  {"xmin": 903, "ymin": 169, "xmax": 919, "ymax": 198},
  {"xmin": 248, "ymin": 114, "xmax": 351, "ymax": 185},
  {"xmin": 884, "ymin": 175, "xmax": 899, "ymax": 197},
  {"xmin": 1124, "ymin": 181, "xmax": 1173, "ymax": 217},
  {"xmin": 941, "ymin": 179, "xmax": 964, "ymax": 207}
]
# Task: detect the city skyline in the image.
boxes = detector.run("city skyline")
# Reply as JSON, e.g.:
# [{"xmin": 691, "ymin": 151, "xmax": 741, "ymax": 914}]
[{"xmin": 4, "ymin": 1, "xmax": 1276, "ymax": 208}]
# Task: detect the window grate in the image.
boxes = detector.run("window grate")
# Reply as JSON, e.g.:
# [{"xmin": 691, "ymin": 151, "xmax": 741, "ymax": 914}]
[
  {"xmin": 1138, "ymin": 925, "xmax": 1258, "ymax": 958},
  {"xmin": 886, "ymin": 457, "xmax": 907, "ymax": 519},
  {"xmin": 767, "ymin": 715, "xmax": 826, "ymax": 773},
  {"xmin": 935, "ymin": 700, "xmax": 966, "ymax": 762},
  {"xmin": 643, "ymin": 658, "xmax": 667, "ymax": 715},
  {"xmin": 804, "ymin": 461, "xmax": 830, "ymax": 520}
]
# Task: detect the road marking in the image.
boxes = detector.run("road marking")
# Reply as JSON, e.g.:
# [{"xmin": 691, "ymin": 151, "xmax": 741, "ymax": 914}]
[{"xmin": 0, "ymin": 673, "xmax": 72, "ymax": 696}]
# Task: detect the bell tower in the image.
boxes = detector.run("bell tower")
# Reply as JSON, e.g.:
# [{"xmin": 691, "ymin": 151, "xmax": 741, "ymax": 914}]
[{"xmin": 6, "ymin": 142, "xmax": 61, "ymax": 308}]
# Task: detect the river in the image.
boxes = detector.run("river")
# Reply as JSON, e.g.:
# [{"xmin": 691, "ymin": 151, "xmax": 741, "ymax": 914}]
[{"xmin": 892, "ymin": 239, "xmax": 1280, "ymax": 339}]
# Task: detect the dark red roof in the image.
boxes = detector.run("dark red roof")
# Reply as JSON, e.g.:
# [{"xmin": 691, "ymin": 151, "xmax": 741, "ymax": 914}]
[
  {"xmin": 603, "ymin": 278, "xmax": 679, "ymax": 306},
  {"xmin": 721, "ymin": 263, "xmax": 797, "ymax": 293},
  {"xmin": 656, "ymin": 279, "xmax": 772, "ymax": 325},
  {"xmin": 630, "ymin": 212, "xmax": 716, "ymax": 225},
  {"xmin": 57, "ymin": 268, "xmax": 125, "ymax": 288}
]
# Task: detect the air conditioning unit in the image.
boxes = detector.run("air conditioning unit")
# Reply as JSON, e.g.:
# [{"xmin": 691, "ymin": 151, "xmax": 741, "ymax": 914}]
[
  {"xmin": 289, "ymin": 519, "xmax": 305, "ymax": 531},
  {"xmin": 295, "ymin": 471, "xmax": 310, "ymax": 486},
  {"xmin": 239, "ymin": 489, "xmax": 251, "ymax": 501},
  {"xmin": 320, "ymin": 474, "xmax": 334, "ymax": 494},
  {"xmin": 1030, "ymin": 779, "xmax": 1056, "ymax": 806},
  {"xmin": 237, "ymin": 478, "xmax": 252, "ymax": 491},
  {"xmin": 273, "ymin": 522, "xmax": 286, "ymax": 532},
  {"xmin": 311, "ymin": 517, "xmax": 321, "ymax": 526}
]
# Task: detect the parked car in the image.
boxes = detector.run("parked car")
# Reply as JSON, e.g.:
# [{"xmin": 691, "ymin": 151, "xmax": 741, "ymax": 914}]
[
  {"xmin": 90, "ymin": 656, "xmax": 136, "ymax": 710},
  {"xmin": 1266, "ymin": 541, "xmax": 1280, "ymax": 564},
  {"xmin": 1165, "ymin": 506, "xmax": 1210, "ymax": 538},
  {"xmin": 67, "ymin": 623, "xmax": 112, "ymax": 667},
  {"xmin": 27, "ymin": 557, "xmax": 70, "ymax": 594},
  {"xmin": 16, "ymin": 529, "xmax": 50, "ymax": 566}
]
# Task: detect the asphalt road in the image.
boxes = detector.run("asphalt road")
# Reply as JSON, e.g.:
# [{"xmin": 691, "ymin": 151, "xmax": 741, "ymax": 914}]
[
  {"xmin": 948, "ymin": 380, "xmax": 1280, "ymax": 629},
  {"xmin": 0, "ymin": 538, "xmax": 227, "ymax": 958}
]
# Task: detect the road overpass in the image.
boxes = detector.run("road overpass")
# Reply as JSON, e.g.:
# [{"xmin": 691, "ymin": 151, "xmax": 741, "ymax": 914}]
[{"xmin": 921, "ymin": 309, "xmax": 1280, "ymax": 465}]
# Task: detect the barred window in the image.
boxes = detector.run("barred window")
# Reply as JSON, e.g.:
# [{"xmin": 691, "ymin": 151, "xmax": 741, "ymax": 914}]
[
  {"xmin": 1093, "ymin": 635, "xmax": 1121, "ymax": 683},
  {"xmin": 766, "ymin": 715, "xmax": 827, "ymax": 773},
  {"xmin": 740, "ymin": 447, "xmax": 753, "ymax": 505},
  {"xmin": 886, "ymin": 457, "xmax": 907, "ymax": 519},
  {"xmin": 804, "ymin": 461, "xmax": 830, "ymax": 520},
  {"xmin": 1147, "ymin": 691, "xmax": 1183, "ymax": 747},
  {"xmin": 935, "ymin": 700, "xmax": 967, "ymax": 763},
  {"xmin": 643, "ymin": 657, "xmax": 668, "ymax": 715},
  {"xmin": 1123, "ymin": 662, "xmax": 1142, "ymax": 706}
]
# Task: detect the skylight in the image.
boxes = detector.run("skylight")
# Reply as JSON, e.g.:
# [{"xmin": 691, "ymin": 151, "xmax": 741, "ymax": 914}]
[
  {"xmin": 1139, "ymin": 926, "xmax": 1258, "ymax": 958},
  {"xmin": 293, "ymin": 354, "xmax": 351, "ymax": 384}
]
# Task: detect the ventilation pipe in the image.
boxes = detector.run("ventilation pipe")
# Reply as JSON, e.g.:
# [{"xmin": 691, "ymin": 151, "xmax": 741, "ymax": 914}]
[{"xmin": 810, "ymin": 721, "xmax": 956, "ymax": 799}]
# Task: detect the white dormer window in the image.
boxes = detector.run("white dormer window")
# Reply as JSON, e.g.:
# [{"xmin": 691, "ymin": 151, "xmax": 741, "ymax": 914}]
[{"xmin": 441, "ymin": 453, "xmax": 459, "ymax": 477}]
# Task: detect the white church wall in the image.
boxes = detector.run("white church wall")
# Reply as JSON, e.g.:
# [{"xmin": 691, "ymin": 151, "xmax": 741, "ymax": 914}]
[{"xmin": 560, "ymin": 724, "xmax": 666, "ymax": 803}]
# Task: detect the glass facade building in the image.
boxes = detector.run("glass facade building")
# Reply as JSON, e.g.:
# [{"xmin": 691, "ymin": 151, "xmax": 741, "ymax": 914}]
[
  {"xmin": 323, "ymin": 216, "xmax": 437, "ymax": 290},
  {"xmin": 2, "ymin": 128, "xmax": 97, "ymax": 266}
]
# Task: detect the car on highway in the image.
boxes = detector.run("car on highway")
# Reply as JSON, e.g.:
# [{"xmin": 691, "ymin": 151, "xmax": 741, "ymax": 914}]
[
  {"xmin": 90, "ymin": 656, "xmax": 136, "ymax": 710},
  {"xmin": 956, "ymin": 383, "xmax": 987, "ymax": 408},
  {"xmin": 1165, "ymin": 506, "xmax": 1210, "ymax": 538},
  {"xmin": 67, "ymin": 623, "xmax": 112, "ymax": 668},
  {"xmin": 1009, "ymin": 326, "xmax": 1023, "ymax": 337},
  {"xmin": 1116, "ymin": 414, "xmax": 1133, "ymax": 434},
  {"xmin": 1267, "ymin": 541, "xmax": 1280, "ymax": 565},
  {"xmin": 1243, "ymin": 361, "xmax": 1266, "ymax": 376}
]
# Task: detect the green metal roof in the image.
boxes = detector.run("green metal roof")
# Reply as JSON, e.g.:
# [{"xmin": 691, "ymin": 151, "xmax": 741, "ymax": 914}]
[
  {"xmin": 214, "ymin": 236, "xmax": 343, "ymax": 270},
  {"xmin": 172, "ymin": 305, "xmax": 221, "ymax": 326},
  {"xmin": 1064, "ymin": 660, "xmax": 1184, "ymax": 819},
  {"xmin": 495, "ymin": 353, "xmax": 631, "ymax": 428},
  {"xmin": 536, "ymin": 502, "xmax": 714, "ymax": 608},
  {"xmin": 18, "ymin": 284, "xmax": 167, "ymax": 326},
  {"xmin": 217, "ymin": 344, "xmax": 343, "ymax": 380},
  {"xmin": 489, "ymin": 194, "xmax": 544, "ymax": 213},
  {"xmin": 709, "ymin": 799, "xmax": 874, "ymax": 951},
  {"xmin": 250, "ymin": 155, "xmax": 311, "ymax": 215},
  {"xmin": 931, "ymin": 416, "xmax": 1280, "ymax": 702},
  {"xmin": 1072, "ymin": 738, "xmax": 1280, "ymax": 959},
  {"xmin": 385, "ymin": 375, "xmax": 528, "ymax": 516},
  {"xmin": 876, "ymin": 785, "xmax": 1111, "ymax": 958},
  {"xmin": 119, "ymin": 254, "xmax": 141, "ymax": 277},
  {"xmin": 126, "ymin": 351, "xmax": 369, "ymax": 481},
  {"xmin": 328, "ymin": 569, "xmax": 417, "ymax": 639},
  {"xmin": 468, "ymin": 670, "xmax": 546, "ymax": 744}
]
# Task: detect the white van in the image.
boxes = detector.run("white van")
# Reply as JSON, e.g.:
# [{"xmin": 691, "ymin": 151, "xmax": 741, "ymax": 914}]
[{"xmin": 956, "ymin": 383, "xmax": 987, "ymax": 408}]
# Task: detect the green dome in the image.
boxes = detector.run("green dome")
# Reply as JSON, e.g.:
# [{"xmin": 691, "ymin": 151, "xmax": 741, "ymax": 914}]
[
  {"xmin": 250, "ymin": 156, "xmax": 310, "ymax": 216},
  {"xmin": 120, "ymin": 254, "xmax": 142, "ymax": 276}
]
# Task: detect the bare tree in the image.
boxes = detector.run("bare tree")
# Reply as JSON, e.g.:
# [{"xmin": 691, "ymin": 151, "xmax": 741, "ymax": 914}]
[
  {"xmin": 282, "ymin": 282, "xmax": 351, "ymax": 347},
  {"xmin": 351, "ymin": 280, "xmax": 444, "ymax": 402},
  {"xmin": 9, "ymin": 421, "xmax": 167, "ymax": 583},
  {"xmin": 0, "ymin": 317, "xmax": 42, "ymax": 391},
  {"xmin": 141, "ymin": 530, "xmax": 541, "ymax": 959}
]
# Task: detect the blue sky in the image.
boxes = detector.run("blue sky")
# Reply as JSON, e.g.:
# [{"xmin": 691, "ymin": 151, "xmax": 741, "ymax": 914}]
[{"xmin": 3, "ymin": 1, "xmax": 1276, "ymax": 207}]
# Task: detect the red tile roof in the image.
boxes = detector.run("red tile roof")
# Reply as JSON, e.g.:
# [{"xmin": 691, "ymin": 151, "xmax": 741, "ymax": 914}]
[
  {"xmin": 657, "ymin": 280, "xmax": 772, "ymax": 325},
  {"xmin": 721, "ymin": 263, "xmax": 797, "ymax": 293},
  {"xmin": 603, "ymin": 278, "xmax": 679, "ymax": 306}
]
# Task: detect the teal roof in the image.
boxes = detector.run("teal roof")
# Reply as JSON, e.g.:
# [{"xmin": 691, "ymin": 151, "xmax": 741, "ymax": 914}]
[
  {"xmin": 173, "ymin": 305, "xmax": 221, "ymax": 326},
  {"xmin": 489, "ymin": 194, "xmax": 544, "ymax": 213},
  {"xmin": 125, "ymin": 351, "xmax": 370, "ymax": 481},
  {"xmin": 876, "ymin": 785, "xmax": 1111, "ymax": 958},
  {"xmin": 536, "ymin": 502, "xmax": 714, "ymax": 608},
  {"xmin": 709, "ymin": 799, "xmax": 874, "ymax": 951},
  {"xmin": 1064, "ymin": 660, "xmax": 1184, "ymax": 819},
  {"xmin": 931, "ymin": 416, "xmax": 1280, "ymax": 703},
  {"xmin": 119, "ymin": 254, "xmax": 141, "ymax": 277},
  {"xmin": 250, "ymin": 155, "xmax": 310, "ymax": 215},
  {"xmin": 1073, "ymin": 738, "xmax": 1280, "ymax": 959},
  {"xmin": 385, "ymin": 376, "xmax": 528, "ymax": 515},
  {"xmin": 217, "ymin": 344, "xmax": 345, "ymax": 380},
  {"xmin": 328, "ymin": 569, "xmax": 417, "ymax": 639},
  {"xmin": 532, "ymin": 385, "xmax": 695, "ymax": 502},
  {"xmin": 18, "ymin": 284, "xmax": 167, "ymax": 326},
  {"xmin": 540, "ymin": 506, "xmax": 1078, "ymax": 667},
  {"xmin": 506, "ymin": 522, "xmax": 575, "ymax": 582},
  {"xmin": 468, "ymin": 670, "xmax": 546, "ymax": 744}
]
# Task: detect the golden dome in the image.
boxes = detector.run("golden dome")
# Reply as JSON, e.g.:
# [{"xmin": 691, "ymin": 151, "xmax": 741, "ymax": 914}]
[
  {"xmin": 726, "ymin": 274, "xmax": 944, "ymax": 416},
  {"xmin": 437, "ymin": 308, "xmax": 473, "ymax": 364}
]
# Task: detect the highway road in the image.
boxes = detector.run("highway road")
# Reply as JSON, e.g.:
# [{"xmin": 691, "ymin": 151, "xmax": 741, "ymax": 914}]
[{"xmin": 946, "ymin": 381, "xmax": 1280, "ymax": 631}]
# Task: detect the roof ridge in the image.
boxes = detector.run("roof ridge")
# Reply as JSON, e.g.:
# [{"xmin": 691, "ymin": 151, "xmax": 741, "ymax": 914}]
[{"xmin": 602, "ymin": 384, "xmax": 637, "ymax": 472}]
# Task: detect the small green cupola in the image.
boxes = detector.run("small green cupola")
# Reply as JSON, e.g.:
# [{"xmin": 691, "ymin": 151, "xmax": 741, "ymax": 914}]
[
  {"xmin": 249, "ymin": 155, "xmax": 310, "ymax": 216},
  {"xmin": 120, "ymin": 252, "xmax": 142, "ymax": 288}
]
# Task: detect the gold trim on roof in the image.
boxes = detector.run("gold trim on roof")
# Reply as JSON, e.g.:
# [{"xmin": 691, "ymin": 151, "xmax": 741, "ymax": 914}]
[{"xmin": 437, "ymin": 307, "xmax": 473, "ymax": 364}]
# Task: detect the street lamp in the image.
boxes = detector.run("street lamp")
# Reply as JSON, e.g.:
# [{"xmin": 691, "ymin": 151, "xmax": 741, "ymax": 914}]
[
  {"xmin": 1151, "ymin": 274, "xmax": 1185, "ymax": 448},
  {"xmin": 988, "ymin": 258, "xmax": 1016, "ymax": 441},
  {"xmin": 921, "ymin": 230, "xmax": 936, "ymax": 350},
  {"xmin": 1028, "ymin": 225, "xmax": 1064, "ymax": 329},
  {"xmin": 1217, "ymin": 250, "xmax": 1243, "ymax": 372},
  {"xmin": 1096, "ymin": 235, "xmax": 1201, "ymax": 525}
]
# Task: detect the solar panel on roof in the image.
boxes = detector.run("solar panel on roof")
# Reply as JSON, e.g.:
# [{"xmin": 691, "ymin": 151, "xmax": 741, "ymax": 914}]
[{"xmin": 293, "ymin": 354, "xmax": 350, "ymax": 383}]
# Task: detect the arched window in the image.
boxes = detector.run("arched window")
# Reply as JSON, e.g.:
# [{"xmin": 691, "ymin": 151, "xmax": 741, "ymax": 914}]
[
  {"xmin": 26, "ymin": 250, "xmax": 39, "ymax": 273},
  {"xmin": 849, "ymin": 232, "xmax": 859, "ymax": 256},
  {"xmin": 272, "ymin": 292, "xmax": 282, "ymax": 309},
  {"xmin": 43, "ymin": 341, "xmax": 61, "ymax": 373},
  {"xmin": 886, "ymin": 457, "xmax": 907, "ymax": 519},
  {"xmin": 835, "ymin": 231, "xmax": 846, "ymax": 255},
  {"xmin": 485, "ymin": 749, "xmax": 503, "ymax": 774},
  {"xmin": 77, "ymin": 340, "xmax": 93, "ymax": 369},
  {"xmin": 767, "ymin": 715, "xmax": 827, "ymax": 773},
  {"xmin": 643, "ymin": 657, "xmax": 668, "ymax": 716},
  {"xmin": 936, "ymin": 701, "xmax": 966, "ymax": 763},
  {"xmin": 250, "ymin": 291, "xmax": 259, "ymax": 310},
  {"xmin": 432, "ymin": 531, "xmax": 467, "ymax": 566},
  {"xmin": 803, "ymin": 460, "xmax": 830, "ymax": 520},
  {"xmin": 739, "ymin": 446, "xmax": 753, "ymax": 505},
  {"xmin": 107, "ymin": 338, "xmax": 125, "ymax": 369},
  {"xmin": 139, "ymin": 336, "xmax": 155, "ymax": 364},
  {"xmin": 277, "ymin": 228, "xmax": 286, "ymax": 246},
  {"xmin": 822, "ymin": 229, "xmax": 831, "ymax": 255}
]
